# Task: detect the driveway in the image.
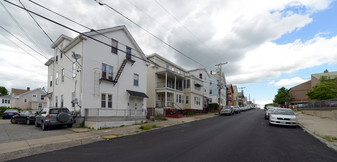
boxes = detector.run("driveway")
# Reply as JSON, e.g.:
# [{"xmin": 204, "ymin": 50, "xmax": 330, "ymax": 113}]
[{"xmin": 0, "ymin": 119, "xmax": 73, "ymax": 143}]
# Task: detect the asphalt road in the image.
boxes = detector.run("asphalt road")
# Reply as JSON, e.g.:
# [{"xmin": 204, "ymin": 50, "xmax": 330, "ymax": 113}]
[
  {"xmin": 0, "ymin": 119, "xmax": 73, "ymax": 143},
  {"xmin": 12, "ymin": 109, "xmax": 337, "ymax": 162}
]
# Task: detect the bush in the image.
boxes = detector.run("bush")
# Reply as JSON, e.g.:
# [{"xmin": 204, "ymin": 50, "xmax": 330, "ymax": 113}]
[
  {"xmin": 208, "ymin": 103, "xmax": 219, "ymax": 112},
  {"xmin": 0, "ymin": 107, "xmax": 22, "ymax": 117},
  {"xmin": 150, "ymin": 114, "xmax": 167, "ymax": 121}
]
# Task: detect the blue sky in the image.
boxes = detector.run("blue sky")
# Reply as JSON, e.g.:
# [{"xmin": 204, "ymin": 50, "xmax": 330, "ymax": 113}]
[{"xmin": 1, "ymin": 0, "xmax": 337, "ymax": 108}]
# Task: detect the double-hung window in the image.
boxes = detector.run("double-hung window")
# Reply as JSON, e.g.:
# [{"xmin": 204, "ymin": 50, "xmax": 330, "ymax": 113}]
[
  {"xmin": 134, "ymin": 73, "xmax": 139, "ymax": 86},
  {"xmin": 126, "ymin": 46, "xmax": 131, "ymax": 60},
  {"xmin": 55, "ymin": 72, "xmax": 59, "ymax": 85},
  {"xmin": 61, "ymin": 69, "xmax": 65, "ymax": 82},
  {"xmin": 101, "ymin": 94, "xmax": 106, "ymax": 108},
  {"xmin": 111, "ymin": 39, "xmax": 118, "ymax": 54},
  {"xmin": 102, "ymin": 63, "xmax": 113, "ymax": 81}
]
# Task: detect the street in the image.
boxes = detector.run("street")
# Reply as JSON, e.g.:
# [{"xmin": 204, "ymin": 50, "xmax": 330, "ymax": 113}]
[{"xmin": 12, "ymin": 109, "xmax": 337, "ymax": 162}]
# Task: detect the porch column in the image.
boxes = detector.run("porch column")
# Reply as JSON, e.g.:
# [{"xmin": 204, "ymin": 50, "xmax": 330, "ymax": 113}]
[
  {"xmin": 174, "ymin": 76, "xmax": 176, "ymax": 107},
  {"xmin": 165, "ymin": 91, "xmax": 167, "ymax": 107},
  {"xmin": 165, "ymin": 72, "xmax": 167, "ymax": 107},
  {"xmin": 165, "ymin": 72, "xmax": 167, "ymax": 88}
]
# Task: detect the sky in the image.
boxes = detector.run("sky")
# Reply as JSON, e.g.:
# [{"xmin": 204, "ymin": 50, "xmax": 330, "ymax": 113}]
[{"xmin": 1, "ymin": 0, "xmax": 337, "ymax": 108}]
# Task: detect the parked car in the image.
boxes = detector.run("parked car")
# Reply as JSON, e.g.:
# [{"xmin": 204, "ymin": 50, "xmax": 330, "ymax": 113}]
[
  {"xmin": 234, "ymin": 106, "xmax": 241, "ymax": 113},
  {"xmin": 2, "ymin": 109, "xmax": 19, "ymax": 119},
  {"xmin": 35, "ymin": 107, "xmax": 73, "ymax": 131},
  {"xmin": 220, "ymin": 106, "xmax": 234, "ymax": 116},
  {"xmin": 269, "ymin": 109, "xmax": 297, "ymax": 126},
  {"xmin": 265, "ymin": 106, "xmax": 279, "ymax": 119},
  {"xmin": 10, "ymin": 110, "xmax": 38, "ymax": 125}
]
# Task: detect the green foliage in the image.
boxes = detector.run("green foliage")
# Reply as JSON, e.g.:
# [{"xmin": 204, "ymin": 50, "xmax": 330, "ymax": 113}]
[
  {"xmin": 208, "ymin": 103, "xmax": 219, "ymax": 112},
  {"xmin": 150, "ymin": 114, "xmax": 167, "ymax": 121},
  {"xmin": 0, "ymin": 86, "xmax": 8, "ymax": 96},
  {"xmin": 183, "ymin": 111, "xmax": 196, "ymax": 115},
  {"xmin": 264, "ymin": 103, "xmax": 275, "ymax": 109},
  {"xmin": 306, "ymin": 81, "xmax": 337, "ymax": 100},
  {"xmin": 139, "ymin": 125, "xmax": 161, "ymax": 130},
  {"xmin": 0, "ymin": 107, "xmax": 22, "ymax": 117},
  {"xmin": 273, "ymin": 87, "xmax": 291, "ymax": 105}
]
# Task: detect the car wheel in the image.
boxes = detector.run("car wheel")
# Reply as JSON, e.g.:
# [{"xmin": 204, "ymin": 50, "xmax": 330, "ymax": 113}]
[
  {"xmin": 67, "ymin": 124, "xmax": 73, "ymax": 128},
  {"xmin": 35, "ymin": 120, "xmax": 40, "ymax": 127},
  {"xmin": 11, "ymin": 118, "xmax": 17, "ymax": 124},
  {"xmin": 42, "ymin": 122, "xmax": 48, "ymax": 131}
]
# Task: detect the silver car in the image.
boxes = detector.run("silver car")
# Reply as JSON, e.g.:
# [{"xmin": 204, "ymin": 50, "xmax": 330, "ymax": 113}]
[
  {"xmin": 265, "ymin": 106, "xmax": 279, "ymax": 119},
  {"xmin": 220, "ymin": 106, "xmax": 234, "ymax": 116},
  {"xmin": 35, "ymin": 107, "xmax": 74, "ymax": 130},
  {"xmin": 269, "ymin": 109, "xmax": 297, "ymax": 126}
]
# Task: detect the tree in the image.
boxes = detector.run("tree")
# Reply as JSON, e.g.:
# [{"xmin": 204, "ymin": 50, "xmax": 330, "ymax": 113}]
[
  {"xmin": 0, "ymin": 86, "xmax": 8, "ymax": 96},
  {"xmin": 273, "ymin": 87, "xmax": 291, "ymax": 105},
  {"xmin": 306, "ymin": 81, "xmax": 337, "ymax": 100}
]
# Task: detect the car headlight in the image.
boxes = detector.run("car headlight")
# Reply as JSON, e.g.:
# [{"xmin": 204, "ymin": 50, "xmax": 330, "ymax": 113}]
[{"xmin": 270, "ymin": 116, "xmax": 277, "ymax": 120}]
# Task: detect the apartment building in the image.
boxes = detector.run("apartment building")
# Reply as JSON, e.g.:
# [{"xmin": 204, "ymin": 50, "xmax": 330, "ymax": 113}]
[{"xmin": 147, "ymin": 54, "xmax": 204, "ymax": 110}]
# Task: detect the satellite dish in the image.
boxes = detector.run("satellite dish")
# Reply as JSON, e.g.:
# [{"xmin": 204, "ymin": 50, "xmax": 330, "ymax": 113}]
[{"xmin": 72, "ymin": 52, "xmax": 81, "ymax": 60}]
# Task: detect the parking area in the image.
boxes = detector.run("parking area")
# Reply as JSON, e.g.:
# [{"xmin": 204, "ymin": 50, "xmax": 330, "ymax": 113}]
[{"xmin": 0, "ymin": 119, "xmax": 74, "ymax": 144}]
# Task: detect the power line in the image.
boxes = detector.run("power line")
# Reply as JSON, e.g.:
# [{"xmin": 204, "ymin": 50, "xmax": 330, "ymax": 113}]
[
  {"xmin": 18, "ymin": 0, "xmax": 81, "ymax": 68},
  {"xmin": 28, "ymin": 0, "xmax": 141, "ymax": 55},
  {"xmin": 94, "ymin": 0, "xmax": 209, "ymax": 69},
  {"xmin": 0, "ymin": 29, "xmax": 45, "ymax": 64},
  {"xmin": 0, "ymin": 25, "xmax": 48, "ymax": 60},
  {"xmin": 0, "ymin": 0, "xmax": 45, "ymax": 56}
]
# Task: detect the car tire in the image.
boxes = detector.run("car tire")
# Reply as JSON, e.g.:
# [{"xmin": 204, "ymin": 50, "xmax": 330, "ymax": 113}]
[
  {"xmin": 67, "ymin": 124, "xmax": 73, "ymax": 128},
  {"xmin": 35, "ymin": 120, "xmax": 40, "ymax": 127},
  {"xmin": 11, "ymin": 118, "xmax": 17, "ymax": 124},
  {"xmin": 26, "ymin": 119, "xmax": 31, "ymax": 125},
  {"xmin": 42, "ymin": 122, "xmax": 48, "ymax": 131}
]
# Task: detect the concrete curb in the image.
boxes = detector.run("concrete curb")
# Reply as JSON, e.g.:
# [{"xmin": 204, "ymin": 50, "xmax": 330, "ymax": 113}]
[{"xmin": 297, "ymin": 123, "xmax": 337, "ymax": 152}]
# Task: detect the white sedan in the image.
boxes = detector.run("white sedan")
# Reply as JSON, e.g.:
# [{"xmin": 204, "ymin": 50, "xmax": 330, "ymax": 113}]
[{"xmin": 269, "ymin": 109, "xmax": 297, "ymax": 126}]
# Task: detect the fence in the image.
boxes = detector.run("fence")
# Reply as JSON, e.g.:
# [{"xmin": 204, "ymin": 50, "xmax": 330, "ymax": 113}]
[
  {"xmin": 295, "ymin": 98, "xmax": 337, "ymax": 110},
  {"xmin": 85, "ymin": 108, "xmax": 146, "ymax": 117}
]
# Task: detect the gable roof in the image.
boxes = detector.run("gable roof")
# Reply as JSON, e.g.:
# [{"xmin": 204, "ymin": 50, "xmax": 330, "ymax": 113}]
[
  {"xmin": 51, "ymin": 34, "xmax": 73, "ymax": 49},
  {"xmin": 147, "ymin": 53, "xmax": 188, "ymax": 73},
  {"xmin": 14, "ymin": 88, "xmax": 46, "ymax": 98},
  {"xmin": 0, "ymin": 95, "xmax": 10, "ymax": 99},
  {"xmin": 188, "ymin": 68, "xmax": 211, "ymax": 78},
  {"xmin": 11, "ymin": 88, "xmax": 29, "ymax": 95}
]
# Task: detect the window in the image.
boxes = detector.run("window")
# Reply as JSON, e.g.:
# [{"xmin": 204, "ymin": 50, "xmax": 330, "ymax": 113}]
[
  {"xmin": 194, "ymin": 97, "xmax": 201, "ymax": 105},
  {"xmin": 187, "ymin": 79, "xmax": 190, "ymax": 88},
  {"xmin": 50, "ymin": 75, "xmax": 53, "ymax": 87},
  {"xmin": 101, "ymin": 94, "xmax": 106, "ymax": 108},
  {"xmin": 24, "ymin": 98, "xmax": 27, "ymax": 103},
  {"xmin": 210, "ymin": 98, "xmax": 212, "ymax": 103},
  {"xmin": 38, "ymin": 103, "xmax": 42, "ymax": 110},
  {"xmin": 102, "ymin": 64, "xmax": 107, "ymax": 79},
  {"xmin": 55, "ymin": 72, "xmax": 59, "ymax": 85},
  {"xmin": 195, "ymin": 84, "xmax": 201, "ymax": 91},
  {"xmin": 61, "ymin": 95, "xmax": 64, "ymax": 107},
  {"xmin": 4, "ymin": 99, "xmax": 7, "ymax": 104},
  {"xmin": 210, "ymin": 89, "xmax": 213, "ymax": 94},
  {"xmin": 166, "ymin": 64, "xmax": 169, "ymax": 69},
  {"xmin": 108, "ymin": 66, "xmax": 113, "ymax": 80},
  {"xmin": 108, "ymin": 94, "xmax": 112, "ymax": 108},
  {"xmin": 41, "ymin": 95, "xmax": 44, "ymax": 100},
  {"xmin": 62, "ymin": 69, "xmax": 65, "ymax": 82},
  {"xmin": 111, "ymin": 39, "xmax": 118, "ymax": 54},
  {"xmin": 60, "ymin": 44, "xmax": 63, "ymax": 59},
  {"xmin": 134, "ymin": 73, "xmax": 139, "ymax": 86},
  {"xmin": 55, "ymin": 54, "xmax": 58, "ymax": 63},
  {"xmin": 72, "ymin": 92, "xmax": 75, "ymax": 107},
  {"xmin": 55, "ymin": 96, "xmax": 58, "ymax": 107},
  {"xmin": 186, "ymin": 96, "xmax": 189, "ymax": 104},
  {"xmin": 199, "ymin": 73, "xmax": 202, "ymax": 79},
  {"xmin": 72, "ymin": 63, "xmax": 77, "ymax": 77},
  {"xmin": 102, "ymin": 63, "xmax": 113, "ymax": 81},
  {"xmin": 126, "ymin": 46, "xmax": 131, "ymax": 60}
]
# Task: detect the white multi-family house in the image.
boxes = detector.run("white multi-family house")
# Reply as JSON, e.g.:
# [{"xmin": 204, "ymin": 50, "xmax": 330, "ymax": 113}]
[
  {"xmin": 0, "ymin": 95, "xmax": 11, "ymax": 107},
  {"xmin": 146, "ymin": 53, "xmax": 204, "ymax": 111},
  {"xmin": 45, "ymin": 25, "xmax": 149, "ymax": 129},
  {"xmin": 188, "ymin": 68, "xmax": 211, "ymax": 109},
  {"xmin": 209, "ymin": 71, "xmax": 226, "ymax": 107}
]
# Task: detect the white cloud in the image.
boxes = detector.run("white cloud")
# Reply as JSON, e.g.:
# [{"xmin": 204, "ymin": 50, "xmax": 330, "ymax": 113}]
[
  {"xmin": 255, "ymin": 100, "xmax": 273, "ymax": 109},
  {"xmin": 0, "ymin": 0, "xmax": 335, "ymax": 92},
  {"xmin": 269, "ymin": 77, "xmax": 308, "ymax": 87}
]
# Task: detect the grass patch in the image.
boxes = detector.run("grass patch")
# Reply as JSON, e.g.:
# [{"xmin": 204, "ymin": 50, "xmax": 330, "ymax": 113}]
[
  {"xmin": 120, "ymin": 125, "xmax": 125, "ymax": 127},
  {"xmin": 139, "ymin": 124, "xmax": 161, "ymax": 130},
  {"xmin": 322, "ymin": 136, "xmax": 337, "ymax": 142},
  {"xmin": 150, "ymin": 114, "xmax": 167, "ymax": 121}
]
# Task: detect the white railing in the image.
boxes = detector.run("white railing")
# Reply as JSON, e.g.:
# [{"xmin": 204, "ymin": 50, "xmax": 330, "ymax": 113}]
[
  {"xmin": 156, "ymin": 101, "xmax": 173, "ymax": 107},
  {"xmin": 85, "ymin": 108, "xmax": 146, "ymax": 117}
]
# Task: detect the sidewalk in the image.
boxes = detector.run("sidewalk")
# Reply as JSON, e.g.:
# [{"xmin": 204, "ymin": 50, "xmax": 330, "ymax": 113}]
[
  {"xmin": 0, "ymin": 113, "xmax": 217, "ymax": 161},
  {"xmin": 296, "ymin": 112, "xmax": 337, "ymax": 151}
]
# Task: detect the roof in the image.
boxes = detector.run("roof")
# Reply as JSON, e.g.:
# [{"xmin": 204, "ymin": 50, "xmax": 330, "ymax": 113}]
[
  {"xmin": 147, "ymin": 53, "xmax": 187, "ymax": 73},
  {"xmin": 44, "ymin": 57, "xmax": 54, "ymax": 66},
  {"xmin": 126, "ymin": 90, "xmax": 148, "ymax": 98},
  {"xmin": 188, "ymin": 68, "xmax": 211, "ymax": 78},
  {"xmin": 11, "ymin": 88, "xmax": 29, "ymax": 95},
  {"xmin": 14, "ymin": 88, "xmax": 46, "ymax": 98},
  {"xmin": 312, "ymin": 71, "xmax": 337, "ymax": 80},
  {"xmin": 51, "ymin": 34, "xmax": 73, "ymax": 48},
  {"xmin": 0, "ymin": 95, "xmax": 10, "ymax": 99}
]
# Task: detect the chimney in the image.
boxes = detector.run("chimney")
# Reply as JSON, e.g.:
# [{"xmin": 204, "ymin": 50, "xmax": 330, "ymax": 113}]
[
  {"xmin": 27, "ymin": 87, "xmax": 30, "ymax": 91},
  {"xmin": 324, "ymin": 69, "xmax": 328, "ymax": 73}
]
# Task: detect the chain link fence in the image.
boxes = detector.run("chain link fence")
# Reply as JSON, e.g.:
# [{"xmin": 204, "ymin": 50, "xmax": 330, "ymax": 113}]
[{"xmin": 295, "ymin": 98, "xmax": 337, "ymax": 110}]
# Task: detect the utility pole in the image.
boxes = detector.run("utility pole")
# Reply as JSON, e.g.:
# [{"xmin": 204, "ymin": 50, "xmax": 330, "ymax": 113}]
[{"xmin": 215, "ymin": 62, "xmax": 227, "ymax": 114}]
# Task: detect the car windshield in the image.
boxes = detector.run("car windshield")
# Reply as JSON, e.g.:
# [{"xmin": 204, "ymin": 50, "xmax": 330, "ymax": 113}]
[
  {"xmin": 272, "ymin": 109, "xmax": 295, "ymax": 115},
  {"xmin": 49, "ymin": 109, "xmax": 69, "ymax": 114},
  {"xmin": 5, "ymin": 109, "xmax": 18, "ymax": 112}
]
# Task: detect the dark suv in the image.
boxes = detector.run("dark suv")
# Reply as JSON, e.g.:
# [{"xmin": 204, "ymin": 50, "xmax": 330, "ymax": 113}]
[{"xmin": 35, "ymin": 107, "xmax": 73, "ymax": 130}]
